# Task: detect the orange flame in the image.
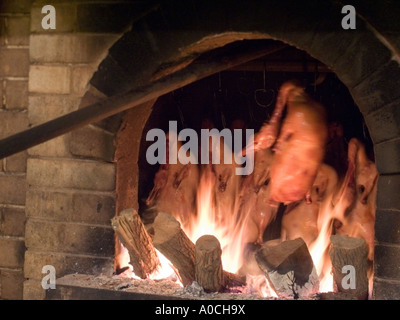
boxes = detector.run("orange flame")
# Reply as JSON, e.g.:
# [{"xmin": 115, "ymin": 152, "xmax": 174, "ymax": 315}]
[
  {"xmin": 149, "ymin": 249, "xmax": 183, "ymax": 285},
  {"xmin": 308, "ymin": 199, "xmax": 335, "ymax": 293},
  {"xmin": 184, "ymin": 167, "xmax": 248, "ymax": 274},
  {"xmin": 118, "ymin": 158, "xmax": 375, "ymax": 299}
]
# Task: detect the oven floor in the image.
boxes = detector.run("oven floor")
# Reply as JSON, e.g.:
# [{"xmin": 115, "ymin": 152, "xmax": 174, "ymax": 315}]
[
  {"xmin": 44, "ymin": 274, "xmax": 270, "ymax": 300},
  {"xmin": 44, "ymin": 274, "xmax": 355, "ymax": 300}
]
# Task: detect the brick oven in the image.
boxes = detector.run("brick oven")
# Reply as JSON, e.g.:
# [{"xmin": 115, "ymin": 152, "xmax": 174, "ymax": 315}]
[{"xmin": 0, "ymin": 0, "xmax": 399, "ymax": 300}]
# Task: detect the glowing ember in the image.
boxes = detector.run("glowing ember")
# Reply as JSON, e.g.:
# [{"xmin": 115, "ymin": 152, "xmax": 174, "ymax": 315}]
[
  {"xmin": 119, "ymin": 248, "xmax": 183, "ymax": 286},
  {"xmin": 149, "ymin": 249, "xmax": 183, "ymax": 286}
]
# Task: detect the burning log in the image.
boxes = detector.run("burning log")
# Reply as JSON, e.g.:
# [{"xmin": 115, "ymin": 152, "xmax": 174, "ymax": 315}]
[
  {"xmin": 111, "ymin": 208, "xmax": 160, "ymax": 279},
  {"xmin": 329, "ymin": 234, "xmax": 369, "ymax": 300},
  {"xmin": 195, "ymin": 235, "xmax": 224, "ymax": 292},
  {"xmin": 223, "ymin": 271, "xmax": 246, "ymax": 289},
  {"xmin": 255, "ymin": 238, "xmax": 319, "ymax": 299},
  {"xmin": 152, "ymin": 212, "xmax": 246, "ymax": 290},
  {"xmin": 152, "ymin": 212, "xmax": 196, "ymax": 286}
]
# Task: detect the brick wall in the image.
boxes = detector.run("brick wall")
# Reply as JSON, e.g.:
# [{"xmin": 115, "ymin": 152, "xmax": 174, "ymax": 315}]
[
  {"xmin": 0, "ymin": 0, "xmax": 156, "ymax": 300},
  {"xmin": 0, "ymin": 0, "xmax": 32, "ymax": 300},
  {"xmin": 22, "ymin": 1, "xmax": 129, "ymax": 299}
]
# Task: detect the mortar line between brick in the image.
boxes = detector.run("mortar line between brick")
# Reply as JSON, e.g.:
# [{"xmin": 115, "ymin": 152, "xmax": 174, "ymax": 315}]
[
  {"xmin": 30, "ymin": 31, "xmax": 122, "ymax": 37},
  {"xmin": 27, "ymin": 249, "xmax": 114, "ymax": 260},
  {"xmin": 350, "ymin": 59, "xmax": 394, "ymax": 92},
  {"xmin": 366, "ymin": 96, "xmax": 400, "ymax": 117},
  {"xmin": 0, "ymin": 13, "xmax": 30, "ymax": 17},
  {"xmin": 2, "ymin": 77, "xmax": 29, "ymax": 81},
  {"xmin": 0, "ymin": 266, "xmax": 23, "ymax": 272},
  {"xmin": 378, "ymin": 172, "xmax": 400, "ymax": 177},
  {"xmin": 27, "ymin": 217, "xmax": 114, "ymax": 229},
  {"xmin": 374, "ymin": 276, "xmax": 400, "ymax": 284},
  {"xmin": 375, "ymin": 241, "xmax": 400, "ymax": 249},
  {"xmin": 0, "ymin": 172, "xmax": 26, "ymax": 177},
  {"xmin": 4, "ymin": 45, "xmax": 29, "ymax": 49},
  {"xmin": 376, "ymin": 208, "xmax": 400, "ymax": 213},
  {"xmin": 27, "ymin": 155, "xmax": 115, "ymax": 165},
  {"xmin": 0, "ymin": 235, "xmax": 24, "ymax": 241},
  {"xmin": 29, "ymin": 62, "xmax": 100, "ymax": 68},
  {"xmin": 375, "ymin": 136, "xmax": 400, "ymax": 146},
  {"xmin": 26, "ymin": 186, "xmax": 116, "ymax": 197},
  {"xmin": 0, "ymin": 204, "xmax": 25, "ymax": 210},
  {"xmin": 27, "ymin": 91, "xmax": 71, "ymax": 97}
]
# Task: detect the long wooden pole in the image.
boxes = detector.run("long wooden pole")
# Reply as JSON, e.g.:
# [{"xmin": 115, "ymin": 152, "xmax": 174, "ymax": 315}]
[{"xmin": 0, "ymin": 42, "xmax": 286, "ymax": 159}]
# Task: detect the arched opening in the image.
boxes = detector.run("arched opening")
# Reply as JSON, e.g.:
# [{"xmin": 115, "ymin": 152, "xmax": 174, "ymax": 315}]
[{"xmin": 109, "ymin": 39, "xmax": 375, "ymax": 299}]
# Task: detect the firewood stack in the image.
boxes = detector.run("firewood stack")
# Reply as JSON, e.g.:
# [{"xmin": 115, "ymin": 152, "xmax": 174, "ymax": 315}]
[
  {"xmin": 112, "ymin": 209, "xmax": 245, "ymax": 292},
  {"xmin": 112, "ymin": 209, "xmax": 369, "ymax": 299}
]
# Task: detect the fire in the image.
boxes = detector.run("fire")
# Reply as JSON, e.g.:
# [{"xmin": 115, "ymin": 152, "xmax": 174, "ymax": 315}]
[
  {"xmin": 149, "ymin": 249, "xmax": 182, "ymax": 285},
  {"xmin": 117, "ymin": 135, "xmax": 376, "ymax": 299},
  {"xmin": 308, "ymin": 199, "xmax": 335, "ymax": 293},
  {"xmin": 184, "ymin": 167, "xmax": 246, "ymax": 274},
  {"xmin": 172, "ymin": 164, "xmax": 337, "ymax": 297},
  {"xmin": 116, "ymin": 167, "xmax": 364, "ymax": 297},
  {"xmin": 246, "ymin": 274, "xmax": 278, "ymax": 298},
  {"xmin": 117, "ymin": 246, "xmax": 182, "ymax": 285}
]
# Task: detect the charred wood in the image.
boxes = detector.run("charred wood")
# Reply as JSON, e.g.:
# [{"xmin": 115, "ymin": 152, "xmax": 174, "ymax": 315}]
[
  {"xmin": 195, "ymin": 235, "xmax": 224, "ymax": 292},
  {"xmin": 152, "ymin": 212, "xmax": 196, "ymax": 286},
  {"xmin": 255, "ymin": 238, "xmax": 319, "ymax": 299},
  {"xmin": 111, "ymin": 208, "xmax": 160, "ymax": 279},
  {"xmin": 329, "ymin": 234, "xmax": 369, "ymax": 300}
]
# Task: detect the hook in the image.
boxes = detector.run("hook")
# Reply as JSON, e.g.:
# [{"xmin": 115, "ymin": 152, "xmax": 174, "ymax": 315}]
[{"xmin": 254, "ymin": 61, "xmax": 275, "ymax": 109}]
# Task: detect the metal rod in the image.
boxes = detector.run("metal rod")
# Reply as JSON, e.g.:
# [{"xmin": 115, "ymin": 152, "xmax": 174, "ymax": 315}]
[{"xmin": 0, "ymin": 42, "xmax": 287, "ymax": 159}]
